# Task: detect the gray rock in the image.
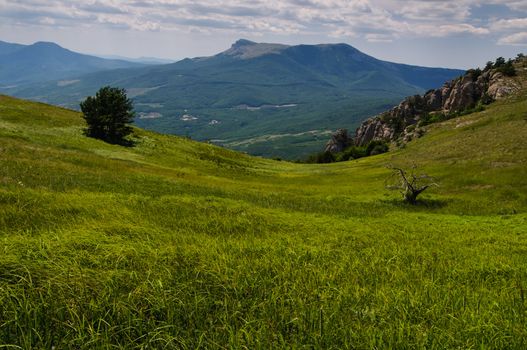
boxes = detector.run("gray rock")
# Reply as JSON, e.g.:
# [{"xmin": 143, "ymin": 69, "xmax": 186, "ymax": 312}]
[
  {"xmin": 353, "ymin": 57, "xmax": 523, "ymax": 146},
  {"xmin": 325, "ymin": 129, "xmax": 352, "ymax": 153}
]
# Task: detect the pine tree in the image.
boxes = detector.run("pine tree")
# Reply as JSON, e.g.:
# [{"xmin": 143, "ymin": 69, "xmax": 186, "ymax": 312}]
[{"xmin": 80, "ymin": 86, "xmax": 134, "ymax": 144}]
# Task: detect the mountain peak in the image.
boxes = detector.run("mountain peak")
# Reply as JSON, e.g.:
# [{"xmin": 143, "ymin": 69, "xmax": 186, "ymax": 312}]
[
  {"xmin": 232, "ymin": 39, "xmax": 257, "ymax": 48},
  {"xmin": 222, "ymin": 39, "xmax": 289, "ymax": 60},
  {"xmin": 32, "ymin": 41, "xmax": 63, "ymax": 49}
]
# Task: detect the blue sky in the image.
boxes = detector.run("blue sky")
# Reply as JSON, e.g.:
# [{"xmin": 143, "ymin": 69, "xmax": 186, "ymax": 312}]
[{"xmin": 0, "ymin": 0, "xmax": 526, "ymax": 68}]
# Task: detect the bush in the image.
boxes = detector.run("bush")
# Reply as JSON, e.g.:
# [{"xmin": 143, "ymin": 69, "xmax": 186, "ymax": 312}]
[
  {"xmin": 80, "ymin": 86, "xmax": 135, "ymax": 144},
  {"xmin": 480, "ymin": 92, "xmax": 494, "ymax": 105},
  {"xmin": 494, "ymin": 57, "xmax": 506, "ymax": 67},
  {"xmin": 466, "ymin": 68, "xmax": 482, "ymax": 81},
  {"xmin": 366, "ymin": 140, "xmax": 389, "ymax": 156},
  {"xmin": 306, "ymin": 151, "xmax": 336, "ymax": 164},
  {"xmin": 339, "ymin": 146, "xmax": 367, "ymax": 161},
  {"xmin": 483, "ymin": 57, "xmax": 516, "ymax": 76},
  {"xmin": 496, "ymin": 60, "xmax": 516, "ymax": 76},
  {"xmin": 419, "ymin": 112, "xmax": 447, "ymax": 126},
  {"xmin": 307, "ymin": 140, "xmax": 389, "ymax": 164}
]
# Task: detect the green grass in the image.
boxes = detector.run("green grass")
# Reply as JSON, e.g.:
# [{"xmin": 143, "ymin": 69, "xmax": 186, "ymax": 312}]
[{"xmin": 1, "ymin": 87, "xmax": 527, "ymax": 349}]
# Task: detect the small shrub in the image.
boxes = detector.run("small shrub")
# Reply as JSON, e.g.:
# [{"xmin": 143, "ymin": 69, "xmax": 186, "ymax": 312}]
[
  {"xmin": 419, "ymin": 112, "xmax": 447, "ymax": 126},
  {"xmin": 366, "ymin": 140, "xmax": 389, "ymax": 156},
  {"xmin": 480, "ymin": 92, "xmax": 494, "ymax": 105},
  {"xmin": 466, "ymin": 68, "xmax": 482, "ymax": 81},
  {"xmin": 306, "ymin": 151, "xmax": 336, "ymax": 164},
  {"xmin": 496, "ymin": 60, "xmax": 516, "ymax": 76}
]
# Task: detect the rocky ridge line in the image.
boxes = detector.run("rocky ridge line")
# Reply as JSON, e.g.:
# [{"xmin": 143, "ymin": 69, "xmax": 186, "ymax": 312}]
[{"xmin": 353, "ymin": 56, "xmax": 525, "ymax": 147}]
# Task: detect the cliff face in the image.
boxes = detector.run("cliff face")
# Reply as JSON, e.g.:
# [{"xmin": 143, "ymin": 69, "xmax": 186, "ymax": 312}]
[{"xmin": 354, "ymin": 60, "xmax": 523, "ymax": 146}]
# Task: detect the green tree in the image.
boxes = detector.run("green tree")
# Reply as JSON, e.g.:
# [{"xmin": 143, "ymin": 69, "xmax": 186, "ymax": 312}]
[
  {"xmin": 494, "ymin": 57, "xmax": 506, "ymax": 67},
  {"xmin": 80, "ymin": 86, "xmax": 135, "ymax": 144}
]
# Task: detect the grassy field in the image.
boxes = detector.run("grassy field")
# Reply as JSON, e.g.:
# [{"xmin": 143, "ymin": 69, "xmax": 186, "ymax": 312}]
[{"xmin": 0, "ymin": 85, "xmax": 527, "ymax": 348}]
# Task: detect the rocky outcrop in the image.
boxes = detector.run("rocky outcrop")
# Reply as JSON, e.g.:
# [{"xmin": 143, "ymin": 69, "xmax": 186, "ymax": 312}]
[
  {"xmin": 325, "ymin": 128, "xmax": 352, "ymax": 153},
  {"xmin": 354, "ymin": 59, "xmax": 523, "ymax": 146}
]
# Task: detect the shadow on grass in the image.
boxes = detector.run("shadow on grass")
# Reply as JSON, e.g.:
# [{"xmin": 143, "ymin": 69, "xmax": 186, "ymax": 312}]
[
  {"xmin": 381, "ymin": 197, "xmax": 452, "ymax": 210},
  {"xmin": 84, "ymin": 132, "xmax": 137, "ymax": 147}
]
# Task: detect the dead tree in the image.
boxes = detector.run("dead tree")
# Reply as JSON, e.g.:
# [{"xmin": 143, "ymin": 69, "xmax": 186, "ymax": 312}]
[{"xmin": 386, "ymin": 165, "xmax": 438, "ymax": 204}]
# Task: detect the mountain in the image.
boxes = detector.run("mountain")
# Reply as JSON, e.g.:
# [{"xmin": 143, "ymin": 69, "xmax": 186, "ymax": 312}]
[
  {"xmin": 0, "ymin": 40, "xmax": 143, "ymax": 86},
  {"xmin": 0, "ymin": 40, "xmax": 25, "ymax": 56},
  {"xmin": 1, "ymin": 78, "xmax": 526, "ymax": 347},
  {"xmin": 1, "ymin": 39, "xmax": 464, "ymax": 158},
  {"xmin": 98, "ymin": 54, "xmax": 175, "ymax": 65}
]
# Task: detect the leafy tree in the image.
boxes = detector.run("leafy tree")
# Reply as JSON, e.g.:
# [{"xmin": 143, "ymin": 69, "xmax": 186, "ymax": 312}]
[
  {"xmin": 466, "ymin": 68, "xmax": 482, "ymax": 81},
  {"xmin": 80, "ymin": 86, "xmax": 135, "ymax": 144},
  {"xmin": 484, "ymin": 61, "xmax": 494, "ymax": 71},
  {"xmin": 496, "ymin": 59, "xmax": 516, "ymax": 76},
  {"xmin": 494, "ymin": 57, "xmax": 506, "ymax": 67},
  {"xmin": 366, "ymin": 140, "xmax": 389, "ymax": 156}
]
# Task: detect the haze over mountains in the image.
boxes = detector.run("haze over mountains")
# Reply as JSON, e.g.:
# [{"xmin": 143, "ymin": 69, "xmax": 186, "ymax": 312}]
[
  {"xmin": 0, "ymin": 40, "xmax": 146, "ymax": 85},
  {"xmin": 0, "ymin": 39, "xmax": 465, "ymax": 158}
]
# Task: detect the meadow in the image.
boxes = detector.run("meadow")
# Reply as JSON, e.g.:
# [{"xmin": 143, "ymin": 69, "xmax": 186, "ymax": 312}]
[{"xmin": 0, "ymin": 88, "xmax": 526, "ymax": 348}]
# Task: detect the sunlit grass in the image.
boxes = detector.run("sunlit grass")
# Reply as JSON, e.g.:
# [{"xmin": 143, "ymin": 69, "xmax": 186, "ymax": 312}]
[{"xmin": 1, "ymin": 92, "xmax": 527, "ymax": 348}]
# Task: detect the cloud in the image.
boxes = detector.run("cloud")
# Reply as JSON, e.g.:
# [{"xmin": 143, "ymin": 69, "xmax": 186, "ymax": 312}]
[
  {"xmin": 79, "ymin": 1, "xmax": 127, "ymax": 15},
  {"xmin": 436, "ymin": 24, "xmax": 490, "ymax": 36},
  {"xmin": 491, "ymin": 18, "xmax": 527, "ymax": 31},
  {"xmin": 498, "ymin": 32, "xmax": 527, "ymax": 46},
  {"xmin": 0, "ymin": 0, "xmax": 516, "ymax": 41},
  {"xmin": 365, "ymin": 33, "xmax": 394, "ymax": 43},
  {"xmin": 393, "ymin": 1, "xmax": 471, "ymax": 21},
  {"xmin": 495, "ymin": 0, "xmax": 527, "ymax": 12}
]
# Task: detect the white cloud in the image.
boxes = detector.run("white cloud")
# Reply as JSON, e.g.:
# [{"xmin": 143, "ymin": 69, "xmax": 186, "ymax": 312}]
[
  {"xmin": 436, "ymin": 24, "xmax": 490, "ymax": 36},
  {"xmin": 365, "ymin": 33, "xmax": 394, "ymax": 43},
  {"xmin": 498, "ymin": 32, "xmax": 527, "ymax": 46},
  {"xmin": 0, "ymin": 0, "xmax": 514, "ymax": 40},
  {"xmin": 394, "ymin": 1, "xmax": 471, "ymax": 21},
  {"xmin": 493, "ymin": 0, "xmax": 527, "ymax": 12},
  {"xmin": 491, "ymin": 18, "xmax": 527, "ymax": 31}
]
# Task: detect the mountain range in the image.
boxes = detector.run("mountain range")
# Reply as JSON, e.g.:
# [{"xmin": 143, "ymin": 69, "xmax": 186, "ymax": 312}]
[
  {"xmin": 0, "ymin": 40, "xmax": 143, "ymax": 85},
  {"xmin": 0, "ymin": 39, "xmax": 465, "ymax": 158}
]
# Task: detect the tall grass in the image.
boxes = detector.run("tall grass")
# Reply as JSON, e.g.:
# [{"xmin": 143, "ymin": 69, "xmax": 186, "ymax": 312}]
[{"xmin": 0, "ymin": 91, "xmax": 527, "ymax": 348}]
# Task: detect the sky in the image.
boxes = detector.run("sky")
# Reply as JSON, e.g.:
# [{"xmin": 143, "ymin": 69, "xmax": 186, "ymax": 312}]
[{"xmin": 0, "ymin": 0, "xmax": 526, "ymax": 69}]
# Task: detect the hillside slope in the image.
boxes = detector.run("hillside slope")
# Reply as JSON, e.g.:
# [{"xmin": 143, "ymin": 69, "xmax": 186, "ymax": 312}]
[
  {"xmin": 1, "ymin": 40, "xmax": 464, "ymax": 159},
  {"xmin": 0, "ymin": 41, "xmax": 143, "ymax": 85},
  {"xmin": 0, "ymin": 90, "xmax": 526, "ymax": 348},
  {"xmin": 355, "ymin": 56, "xmax": 526, "ymax": 146}
]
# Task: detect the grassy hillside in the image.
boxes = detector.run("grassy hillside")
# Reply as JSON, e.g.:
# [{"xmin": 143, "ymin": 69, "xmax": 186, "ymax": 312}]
[
  {"xmin": 2, "ymin": 40, "xmax": 463, "ymax": 159},
  {"xmin": 0, "ymin": 87, "xmax": 526, "ymax": 348}
]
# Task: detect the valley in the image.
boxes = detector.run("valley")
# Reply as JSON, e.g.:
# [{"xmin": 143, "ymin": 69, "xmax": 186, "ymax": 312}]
[{"xmin": 0, "ymin": 39, "xmax": 464, "ymax": 159}]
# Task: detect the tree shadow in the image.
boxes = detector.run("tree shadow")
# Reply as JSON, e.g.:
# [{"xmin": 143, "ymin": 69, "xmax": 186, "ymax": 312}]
[
  {"xmin": 112, "ymin": 138, "xmax": 136, "ymax": 147},
  {"xmin": 381, "ymin": 197, "xmax": 451, "ymax": 210},
  {"xmin": 84, "ymin": 130, "xmax": 137, "ymax": 147}
]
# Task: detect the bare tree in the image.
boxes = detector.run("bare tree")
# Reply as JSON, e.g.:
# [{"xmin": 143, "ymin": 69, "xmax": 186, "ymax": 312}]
[{"xmin": 386, "ymin": 165, "xmax": 438, "ymax": 204}]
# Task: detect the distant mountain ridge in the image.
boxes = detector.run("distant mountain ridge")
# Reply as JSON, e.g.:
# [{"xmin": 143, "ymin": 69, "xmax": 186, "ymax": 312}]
[
  {"xmin": 97, "ymin": 54, "xmax": 175, "ymax": 65},
  {"xmin": 0, "ymin": 40, "xmax": 143, "ymax": 85},
  {"xmin": 1, "ymin": 39, "xmax": 465, "ymax": 159}
]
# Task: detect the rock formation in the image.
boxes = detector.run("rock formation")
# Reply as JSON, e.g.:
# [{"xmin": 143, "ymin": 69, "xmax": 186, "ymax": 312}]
[
  {"xmin": 325, "ymin": 128, "xmax": 352, "ymax": 153},
  {"xmin": 354, "ymin": 58, "xmax": 523, "ymax": 146}
]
